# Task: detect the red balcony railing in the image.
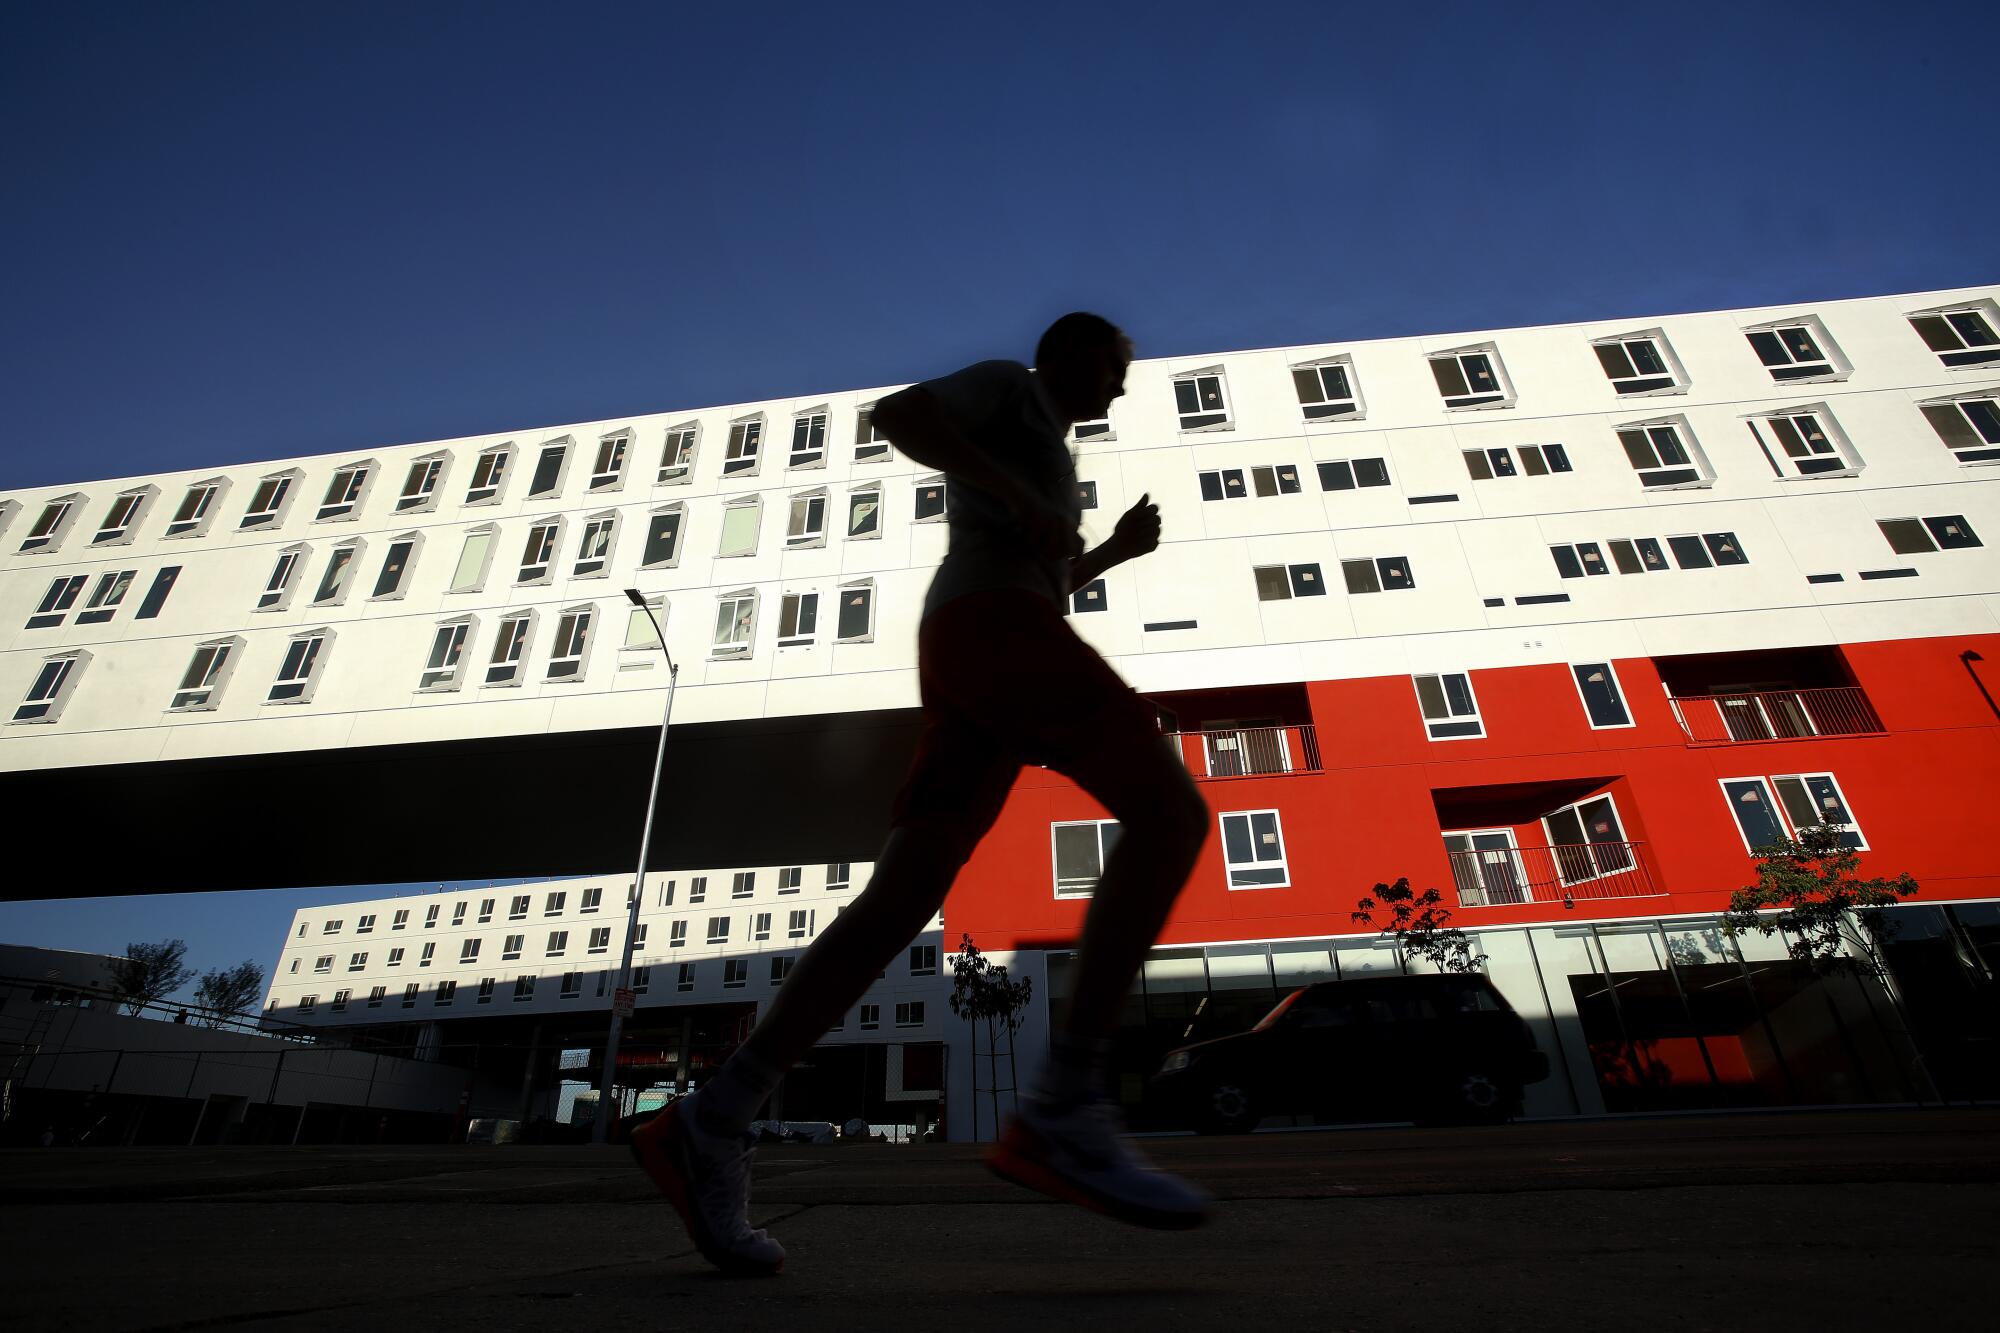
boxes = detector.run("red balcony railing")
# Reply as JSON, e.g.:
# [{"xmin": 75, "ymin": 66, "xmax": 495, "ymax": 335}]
[
  {"xmin": 1166, "ymin": 725, "xmax": 1322, "ymax": 780},
  {"xmin": 1448, "ymin": 842, "xmax": 1658, "ymax": 907},
  {"xmin": 1668, "ymin": 687, "xmax": 1884, "ymax": 746}
]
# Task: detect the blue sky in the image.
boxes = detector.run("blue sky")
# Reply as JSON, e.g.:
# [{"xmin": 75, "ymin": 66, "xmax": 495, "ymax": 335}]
[{"xmin": 2, "ymin": 1, "xmax": 1995, "ymax": 992}]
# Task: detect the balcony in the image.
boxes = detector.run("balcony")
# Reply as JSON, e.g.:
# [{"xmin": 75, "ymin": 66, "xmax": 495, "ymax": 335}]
[
  {"xmin": 1448, "ymin": 842, "xmax": 1658, "ymax": 907},
  {"xmin": 1668, "ymin": 687, "xmax": 1884, "ymax": 746},
  {"xmin": 1166, "ymin": 725, "xmax": 1322, "ymax": 780}
]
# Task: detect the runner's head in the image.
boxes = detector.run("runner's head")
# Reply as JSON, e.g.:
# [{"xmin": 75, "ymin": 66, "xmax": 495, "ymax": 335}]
[{"xmin": 1035, "ymin": 312, "xmax": 1132, "ymax": 426}]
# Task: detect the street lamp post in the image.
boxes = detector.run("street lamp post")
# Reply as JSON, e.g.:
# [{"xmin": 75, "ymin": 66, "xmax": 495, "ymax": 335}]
[{"xmin": 592, "ymin": 589, "xmax": 678, "ymax": 1146}]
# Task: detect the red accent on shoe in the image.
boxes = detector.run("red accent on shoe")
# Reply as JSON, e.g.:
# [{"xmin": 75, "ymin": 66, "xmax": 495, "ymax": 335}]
[
  {"xmin": 629, "ymin": 1102, "xmax": 783, "ymax": 1277},
  {"xmin": 984, "ymin": 1118, "xmax": 1206, "ymax": 1232}
]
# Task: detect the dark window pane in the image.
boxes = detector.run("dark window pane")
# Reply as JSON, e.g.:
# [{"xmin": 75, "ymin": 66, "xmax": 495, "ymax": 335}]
[
  {"xmin": 1628, "ymin": 340, "xmax": 1669, "ymax": 375},
  {"xmin": 1668, "ymin": 535, "xmax": 1711, "ymax": 569},
  {"xmin": 1594, "ymin": 343, "xmax": 1635, "ymax": 380},
  {"xmin": 1461, "ymin": 354, "xmax": 1496, "ymax": 392},
  {"xmin": 1647, "ymin": 426, "xmax": 1690, "ymax": 466},
  {"xmin": 1519, "ymin": 447, "xmax": 1548, "ymax": 477},
  {"xmin": 1291, "ymin": 368, "xmax": 1321, "ymax": 404},
  {"xmin": 1544, "ymin": 443, "xmax": 1572, "ymax": 472},
  {"xmin": 1779, "ymin": 327, "xmax": 1823, "ymax": 362},
  {"xmin": 1877, "ymin": 518, "xmax": 1934, "ymax": 554},
  {"xmin": 1577, "ymin": 543, "xmax": 1607, "ymax": 575},
  {"xmin": 1174, "ymin": 380, "xmax": 1200, "ymax": 415},
  {"xmin": 1254, "ymin": 566, "xmax": 1290, "ymax": 601},
  {"xmin": 1288, "ymin": 564, "xmax": 1324, "ymax": 596},
  {"xmin": 1415, "ymin": 675, "xmax": 1448, "ymax": 719},
  {"xmin": 1921, "ymin": 403, "xmax": 1979, "ymax": 450},
  {"xmin": 1463, "ymin": 450, "xmax": 1493, "ymax": 481},
  {"xmin": 1910, "ymin": 315, "xmax": 1959, "ymax": 353},
  {"xmin": 1490, "ymin": 449, "xmax": 1517, "ymax": 477},
  {"xmin": 1342, "ymin": 560, "xmax": 1379, "ymax": 594},
  {"xmin": 1200, "ymin": 472, "xmax": 1224, "ymax": 501},
  {"xmin": 1746, "ymin": 330, "xmax": 1788, "ymax": 367},
  {"xmin": 1618, "ymin": 428, "xmax": 1658, "ymax": 470},
  {"xmin": 643, "ymin": 512, "xmax": 682, "ymax": 565},
  {"xmin": 837, "ymin": 590, "xmax": 871, "ymax": 639},
  {"xmin": 1723, "ymin": 780, "xmax": 1786, "ymax": 850},
  {"xmin": 1552, "ymin": 546, "xmax": 1584, "ymax": 579},
  {"xmin": 135, "ymin": 566, "xmax": 180, "ymax": 619},
  {"xmin": 1923, "ymin": 515, "xmax": 1981, "ymax": 549},
  {"xmin": 1947, "ymin": 311, "xmax": 1999, "ymax": 347},
  {"xmin": 1276, "ymin": 467, "xmax": 1300, "ymax": 493},
  {"xmin": 1609, "ymin": 540, "xmax": 1644, "ymax": 574},
  {"xmin": 1430, "ymin": 357, "xmax": 1470, "ymax": 398},
  {"xmin": 1317, "ymin": 461, "xmax": 1354, "ymax": 491},
  {"xmin": 1354, "ymin": 458, "xmax": 1390, "ymax": 487},
  {"xmin": 530, "ymin": 447, "xmax": 564, "ymax": 495},
  {"xmin": 1572, "ymin": 663, "xmax": 1630, "ymax": 727},
  {"xmin": 1636, "ymin": 538, "xmax": 1668, "ymax": 570},
  {"xmin": 1222, "ymin": 470, "xmax": 1246, "ymax": 497},
  {"xmin": 1704, "ymin": 532, "xmax": 1747, "ymax": 565},
  {"xmin": 1379, "ymin": 559, "xmax": 1413, "ymax": 590},
  {"xmin": 1075, "ymin": 480, "xmax": 1098, "ymax": 509},
  {"xmin": 1252, "ymin": 467, "xmax": 1278, "ymax": 498}
]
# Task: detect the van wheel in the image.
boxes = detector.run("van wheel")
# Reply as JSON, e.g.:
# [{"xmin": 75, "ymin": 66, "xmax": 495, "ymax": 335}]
[
  {"xmin": 1446, "ymin": 1071, "xmax": 1513, "ymax": 1125},
  {"xmin": 1198, "ymin": 1081, "xmax": 1259, "ymax": 1134}
]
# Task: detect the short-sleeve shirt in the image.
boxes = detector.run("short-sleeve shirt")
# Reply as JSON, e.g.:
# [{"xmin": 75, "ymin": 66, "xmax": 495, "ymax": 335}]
[{"xmin": 914, "ymin": 359, "xmax": 1082, "ymax": 620}]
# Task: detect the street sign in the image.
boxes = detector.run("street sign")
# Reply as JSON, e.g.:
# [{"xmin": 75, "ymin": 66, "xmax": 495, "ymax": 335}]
[{"xmin": 612, "ymin": 987, "xmax": 636, "ymax": 1018}]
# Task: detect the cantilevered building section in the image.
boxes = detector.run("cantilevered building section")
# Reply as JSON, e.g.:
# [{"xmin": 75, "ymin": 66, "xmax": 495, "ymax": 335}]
[{"xmin": 6, "ymin": 286, "xmax": 1999, "ymax": 1131}]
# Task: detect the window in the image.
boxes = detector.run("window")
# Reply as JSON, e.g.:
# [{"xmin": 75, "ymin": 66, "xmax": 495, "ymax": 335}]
[
  {"xmin": 1199, "ymin": 469, "xmax": 1247, "ymax": 502},
  {"xmin": 769, "ymin": 956, "xmax": 794, "ymax": 986},
  {"xmin": 1744, "ymin": 317, "xmax": 1845, "ymax": 383},
  {"xmin": 1428, "ymin": 346, "xmax": 1512, "ymax": 408},
  {"xmin": 544, "ymin": 891, "xmax": 566, "ymax": 917},
  {"xmin": 1677, "ymin": 531, "xmax": 1746, "ymax": 567},
  {"xmin": 707, "ymin": 916, "xmax": 730, "ymax": 944},
  {"xmin": 447, "ymin": 526, "xmax": 498, "ymax": 594},
  {"xmin": 913, "ymin": 475, "xmax": 948, "ymax": 523},
  {"xmin": 859, "ymin": 1004, "xmax": 880, "ymax": 1030},
  {"xmin": 658, "ymin": 423, "xmax": 699, "ymax": 484},
  {"xmin": 1341, "ymin": 556, "xmax": 1412, "ymax": 593},
  {"xmin": 512, "ymin": 975, "xmax": 535, "ymax": 1003},
  {"xmin": 1571, "ymin": 663, "xmax": 1633, "ymax": 728},
  {"xmin": 1907, "ymin": 302, "xmax": 2000, "ymax": 369},
  {"xmin": 240, "ymin": 472, "xmax": 299, "ymax": 529},
  {"xmin": 787, "ymin": 490, "xmax": 827, "ymax": 548},
  {"xmin": 387, "ymin": 947, "xmax": 405, "ymax": 965},
  {"xmin": 1070, "ymin": 413, "xmax": 1112, "ymax": 442},
  {"xmin": 690, "ymin": 876, "xmax": 708, "ymax": 904},
  {"xmin": 1253, "ymin": 564, "xmax": 1325, "ymax": 601},
  {"xmin": 1541, "ymin": 796, "xmax": 1633, "ymax": 884},
  {"xmin": 316, "ymin": 462, "xmax": 373, "ymax": 521},
  {"xmin": 314, "ymin": 956, "xmax": 332, "ymax": 973},
  {"xmin": 580, "ymin": 927, "xmax": 609, "ymax": 955},
  {"xmin": 1316, "ymin": 458, "xmax": 1391, "ymax": 491},
  {"xmin": 1920, "ymin": 395, "xmax": 2000, "ymax": 465},
  {"xmin": 722, "ymin": 958, "xmax": 748, "ymax": 989},
  {"xmin": 518, "ymin": 520, "xmax": 562, "ymax": 583},
  {"xmin": 466, "ymin": 445, "xmax": 512, "ymax": 505},
  {"xmin": 93, "ymin": 488, "xmax": 152, "ymax": 546},
  {"xmin": 331, "ymin": 989, "xmax": 351, "ymax": 1012},
  {"xmin": 778, "ymin": 867, "xmax": 802, "ymax": 894},
  {"xmin": 424, "ymin": 905, "xmax": 440, "ymax": 927},
  {"xmin": 676, "ymin": 962, "xmax": 696, "ymax": 992},
  {"xmin": 324, "ymin": 920, "xmax": 344, "ymax": 935},
  {"xmin": 591, "ymin": 432, "xmax": 630, "ymax": 490},
  {"xmin": 640, "ymin": 505, "xmax": 685, "ymax": 569},
  {"xmin": 460, "ymin": 939, "xmax": 482, "ymax": 963},
  {"xmin": 312, "ymin": 542, "xmax": 363, "ymax": 606},
  {"xmin": 267, "ymin": 631, "xmax": 332, "ymax": 704},
  {"xmin": 1291, "ymin": 357, "xmax": 1362, "ymax": 419},
  {"xmin": 299, "ymin": 995, "xmax": 317, "ymax": 1014},
  {"xmin": 622, "ymin": 596, "xmax": 665, "ymax": 653},
  {"xmin": 732, "ymin": 871, "xmax": 755, "ymax": 901},
  {"xmin": 436, "ymin": 980, "xmax": 458, "ymax": 1006},
  {"xmin": 527, "ymin": 440, "xmax": 570, "ymax": 499},
  {"xmin": 893, "ymin": 1001, "xmax": 925, "ymax": 1028},
  {"xmin": 1052, "ymin": 819, "xmax": 1121, "ymax": 898},
  {"xmin": 165, "ymin": 480, "xmax": 224, "ymax": 538},
  {"xmin": 573, "ymin": 513, "xmax": 617, "ymax": 576},
  {"xmin": 1616, "ymin": 417, "xmax": 1710, "ymax": 488},
  {"xmin": 910, "ymin": 944, "xmax": 938, "ymax": 976},
  {"xmin": 257, "ymin": 545, "xmax": 308, "ymax": 611},
  {"xmin": 1878, "ymin": 515, "xmax": 1981, "ymax": 554},
  {"xmin": 554, "ymin": 971, "xmax": 579, "ymax": 1000},
  {"xmin": 1722, "ymin": 772, "xmax": 1866, "ymax": 851},
  {"xmin": 547, "ymin": 930, "xmax": 568, "ymax": 958},
  {"xmin": 1519, "ymin": 444, "xmax": 1572, "ymax": 475},
  {"xmin": 827, "ymin": 863, "xmax": 852, "ymax": 891},
  {"xmin": 547, "ymin": 605, "xmax": 594, "ymax": 682},
  {"xmin": 854, "ymin": 405, "xmax": 892, "ymax": 461},
  {"xmin": 134, "ymin": 566, "xmax": 181, "ymax": 620},
  {"xmin": 1414, "ymin": 673, "xmax": 1483, "ymax": 739},
  {"xmin": 1608, "ymin": 537, "xmax": 1671, "ymax": 574},
  {"xmin": 419, "ymin": 942, "xmax": 435, "ymax": 967},
  {"xmin": 476, "ymin": 978, "xmax": 496, "ymax": 1004},
  {"xmin": 712, "ymin": 589, "xmax": 757, "ymax": 657},
  {"xmin": 1465, "ymin": 444, "xmax": 1573, "ymax": 480},
  {"xmin": 368, "ymin": 985, "xmax": 386, "ymax": 1007},
  {"xmin": 19, "ymin": 495, "xmax": 83, "ymax": 554},
  {"xmin": 723, "ymin": 416, "xmax": 763, "ymax": 476},
  {"xmin": 510, "ymin": 895, "xmax": 530, "ymax": 920},
  {"xmin": 395, "ymin": 454, "xmax": 448, "ymax": 513},
  {"xmin": 1074, "ymin": 480, "xmax": 1098, "ymax": 510},
  {"xmin": 73, "ymin": 569, "xmax": 135, "ymax": 625},
  {"xmin": 787, "ymin": 909, "xmax": 814, "ymax": 940},
  {"xmin": 1220, "ymin": 810, "xmax": 1288, "ymax": 887},
  {"xmin": 719, "ymin": 498, "xmax": 761, "ymax": 557},
  {"xmin": 477, "ymin": 899, "xmax": 494, "ymax": 923},
  {"xmin": 451, "ymin": 901, "xmax": 467, "ymax": 927},
  {"xmin": 668, "ymin": 921, "xmax": 688, "ymax": 948},
  {"xmin": 847, "ymin": 485, "xmax": 883, "ymax": 541},
  {"xmin": 789, "ymin": 409, "xmax": 828, "ymax": 468},
  {"xmin": 419, "ymin": 618, "xmax": 475, "ymax": 692},
  {"xmin": 392, "ymin": 910, "xmax": 408, "ymax": 930},
  {"xmin": 1172, "ymin": 368, "xmax": 1231, "ymax": 430},
  {"xmin": 484, "ymin": 612, "xmax": 534, "ymax": 686},
  {"xmin": 26, "ymin": 575, "xmax": 86, "ymax": 629},
  {"xmin": 1070, "ymin": 579, "xmax": 1107, "ymax": 614},
  {"xmin": 1751, "ymin": 407, "xmax": 1858, "ymax": 479},
  {"xmin": 1592, "ymin": 332, "xmax": 1683, "ymax": 395},
  {"xmin": 837, "ymin": 581, "xmax": 875, "ymax": 643},
  {"xmin": 1251, "ymin": 464, "xmax": 1302, "ymax": 497},
  {"xmin": 581, "ymin": 887, "xmax": 601, "ymax": 913},
  {"xmin": 356, "ymin": 915, "xmax": 375, "ymax": 934},
  {"xmin": 502, "ymin": 934, "xmax": 524, "ymax": 961}
]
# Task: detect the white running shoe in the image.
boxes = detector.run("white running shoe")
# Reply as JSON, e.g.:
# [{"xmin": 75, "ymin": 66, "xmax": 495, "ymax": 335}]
[
  {"xmin": 987, "ymin": 1095, "xmax": 1209, "ymax": 1230},
  {"xmin": 629, "ymin": 1094, "xmax": 786, "ymax": 1276}
]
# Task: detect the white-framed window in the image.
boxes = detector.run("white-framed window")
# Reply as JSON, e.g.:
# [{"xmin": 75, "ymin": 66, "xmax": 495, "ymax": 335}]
[
  {"xmin": 1316, "ymin": 458, "xmax": 1391, "ymax": 491},
  {"xmin": 1720, "ymin": 773, "xmax": 1867, "ymax": 852},
  {"xmin": 92, "ymin": 487, "xmax": 154, "ymax": 546},
  {"xmin": 657, "ymin": 423, "xmax": 699, "ymax": 485},
  {"xmin": 689, "ymin": 877, "xmax": 708, "ymax": 903},
  {"xmin": 1219, "ymin": 810, "xmax": 1288, "ymax": 888},
  {"xmin": 1540, "ymin": 795, "xmax": 1633, "ymax": 885},
  {"xmin": 527, "ymin": 439, "xmax": 572, "ymax": 499},
  {"xmin": 1743, "ymin": 315, "xmax": 1847, "ymax": 384},
  {"xmin": 1877, "ymin": 514, "xmax": 1982, "ymax": 555},
  {"xmin": 1253, "ymin": 563, "xmax": 1326, "ymax": 601},
  {"xmin": 1172, "ymin": 367, "xmax": 1232, "ymax": 430},
  {"xmin": 448, "ymin": 525, "xmax": 498, "ymax": 594},
  {"xmin": 1291, "ymin": 356, "xmax": 1363, "ymax": 420},
  {"xmin": 640, "ymin": 504, "xmax": 685, "ymax": 569},
  {"xmin": 164, "ymin": 479, "xmax": 225, "ymax": 538},
  {"xmin": 712, "ymin": 588, "xmax": 757, "ymax": 657},
  {"xmin": 673, "ymin": 962, "xmax": 694, "ymax": 993},
  {"xmin": 1907, "ymin": 299, "xmax": 2000, "ymax": 369},
  {"xmin": 501, "ymin": 934, "xmax": 524, "ymax": 961},
  {"xmin": 1251, "ymin": 464, "xmax": 1303, "ymax": 497},
  {"xmin": 1464, "ymin": 444, "xmax": 1573, "ymax": 480},
  {"xmin": 298, "ymin": 995, "xmax": 318, "ymax": 1014},
  {"xmin": 460, "ymin": 938, "xmax": 482, "ymax": 963},
  {"xmin": 1570, "ymin": 662, "xmax": 1634, "ymax": 728},
  {"xmin": 424, "ymin": 905, "xmax": 439, "ymax": 928},
  {"xmin": 854, "ymin": 404, "xmax": 892, "ymax": 462},
  {"xmin": 1070, "ymin": 412, "xmax": 1113, "ymax": 442},
  {"xmin": 419, "ymin": 617, "xmax": 476, "ymax": 692},
  {"xmin": 26, "ymin": 575, "xmax": 87, "ymax": 628},
  {"xmin": 370, "ymin": 533, "xmax": 420, "ymax": 600},
  {"xmin": 787, "ymin": 489, "xmax": 828, "ymax": 548},
  {"xmin": 436, "ymin": 980, "xmax": 460, "ymax": 1007},
  {"xmin": 324, "ymin": 920, "xmax": 343, "ymax": 935},
  {"xmin": 787, "ymin": 909, "xmax": 814, "ymax": 940},
  {"xmin": 719, "ymin": 497, "xmax": 761, "ymax": 558},
  {"xmin": 580, "ymin": 887, "xmax": 601, "ymax": 914},
  {"xmin": 590, "ymin": 431, "xmax": 631, "ymax": 490},
  {"xmin": 766, "ymin": 955, "xmax": 792, "ymax": 986},
  {"xmin": 1428, "ymin": 345, "xmax": 1513, "ymax": 409},
  {"xmin": 257, "ymin": 545, "xmax": 309, "ymax": 611},
  {"xmin": 752, "ymin": 912, "xmax": 772, "ymax": 942},
  {"xmin": 556, "ymin": 972, "xmax": 579, "ymax": 1000},
  {"xmin": 622, "ymin": 595, "xmax": 665, "ymax": 653},
  {"xmin": 1615, "ymin": 415, "xmax": 1712, "ymax": 489},
  {"xmin": 1591, "ymin": 330, "xmax": 1686, "ymax": 396},
  {"xmin": 730, "ymin": 871, "xmax": 755, "ymax": 901},
  {"xmin": 473, "ymin": 978, "xmax": 494, "ymax": 1004},
  {"xmin": 546, "ymin": 605, "xmax": 595, "ymax": 682},
  {"xmin": 391, "ymin": 909, "xmax": 409, "ymax": 931},
  {"xmin": 666, "ymin": 920, "xmax": 688, "ymax": 949},
  {"xmin": 483, "ymin": 611, "xmax": 535, "ymax": 687},
  {"xmin": 312, "ymin": 541, "xmax": 364, "ymax": 606},
  {"xmin": 169, "ymin": 637, "xmax": 244, "ymax": 712},
  {"xmin": 356, "ymin": 914, "xmax": 376, "ymax": 935},
  {"xmin": 517, "ymin": 519, "xmax": 563, "ymax": 584},
  {"xmin": 1070, "ymin": 579, "xmax": 1107, "ymax": 614},
  {"xmin": 316, "ymin": 461, "xmax": 375, "ymax": 521},
  {"xmin": 394, "ymin": 452, "xmax": 449, "ymax": 514},
  {"xmin": 789, "ymin": 407, "xmax": 828, "ymax": 468},
  {"xmin": 588, "ymin": 927, "xmax": 611, "ymax": 954},
  {"xmin": 386, "ymin": 947, "xmax": 404, "ymax": 966},
  {"xmin": 1340, "ymin": 556, "xmax": 1413, "ymax": 593},
  {"xmin": 895, "ymin": 1001, "xmax": 925, "ymax": 1028},
  {"xmin": 465, "ymin": 444, "xmax": 514, "ymax": 505},
  {"xmin": 573, "ymin": 512, "xmax": 618, "ymax": 577},
  {"xmin": 240, "ymin": 470, "xmax": 301, "ymax": 529},
  {"xmin": 706, "ymin": 916, "xmax": 730, "ymax": 944},
  {"xmin": 720, "ymin": 958, "xmax": 747, "ymax": 989},
  {"xmin": 910, "ymin": 944, "xmax": 938, "ymax": 976},
  {"xmin": 1917, "ymin": 394, "xmax": 2000, "ymax": 466},
  {"xmin": 1749, "ymin": 406, "xmax": 1860, "ymax": 479},
  {"xmin": 512, "ymin": 975, "xmax": 535, "ymax": 1003},
  {"xmin": 367, "ymin": 985, "xmax": 387, "ymax": 1007},
  {"xmin": 331, "ymin": 989, "xmax": 352, "ymax": 1012},
  {"xmin": 859, "ymin": 1004, "xmax": 880, "ymax": 1030},
  {"xmin": 723, "ymin": 416, "xmax": 764, "ymax": 477},
  {"xmin": 778, "ymin": 866, "xmax": 802, "ymax": 894},
  {"xmin": 778, "ymin": 591, "xmax": 818, "ymax": 648},
  {"xmin": 17, "ymin": 494, "xmax": 82, "ymax": 553},
  {"xmin": 827, "ymin": 862, "xmax": 851, "ymax": 891},
  {"xmin": 11, "ymin": 650, "xmax": 89, "ymax": 724},
  {"xmin": 1051, "ymin": 819, "xmax": 1121, "ymax": 898},
  {"xmin": 76, "ymin": 569, "xmax": 136, "ymax": 624},
  {"xmin": 847, "ymin": 485, "xmax": 882, "ymax": 540},
  {"xmin": 913, "ymin": 474, "xmax": 948, "ymax": 523},
  {"xmin": 477, "ymin": 899, "xmax": 494, "ymax": 923},
  {"xmin": 267, "ymin": 629, "xmax": 333, "ymax": 705},
  {"xmin": 1413, "ymin": 672, "xmax": 1483, "ymax": 739},
  {"xmin": 836, "ymin": 580, "xmax": 875, "ymax": 643},
  {"xmin": 1198, "ymin": 468, "xmax": 1248, "ymax": 502},
  {"xmin": 546, "ymin": 929, "xmax": 568, "ymax": 957},
  {"xmin": 1550, "ymin": 541, "xmax": 1603, "ymax": 577}
]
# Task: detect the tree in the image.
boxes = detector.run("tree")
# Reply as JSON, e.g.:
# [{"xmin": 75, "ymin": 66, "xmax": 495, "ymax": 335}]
[
  {"xmin": 947, "ymin": 934, "xmax": 1033, "ymax": 1140},
  {"xmin": 1351, "ymin": 878, "xmax": 1483, "ymax": 973},
  {"xmin": 192, "ymin": 960, "xmax": 264, "ymax": 1027},
  {"xmin": 1723, "ymin": 822, "xmax": 1919, "ymax": 980},
  {"xmin": 109, "ymin": 939, "xmax": 196, "ymax": 1015}
]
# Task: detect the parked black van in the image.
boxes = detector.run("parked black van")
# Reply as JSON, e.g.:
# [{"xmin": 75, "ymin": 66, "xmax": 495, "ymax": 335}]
[{"xmin": 1148, "ymin": 973, "xmax": 1550, "ymax": 1132}]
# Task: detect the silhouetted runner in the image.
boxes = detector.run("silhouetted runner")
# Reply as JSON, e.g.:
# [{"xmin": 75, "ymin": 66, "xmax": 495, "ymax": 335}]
[{"xmin": 630, "ymin": 313, "xmax": 1211, "ymax": 1275}]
